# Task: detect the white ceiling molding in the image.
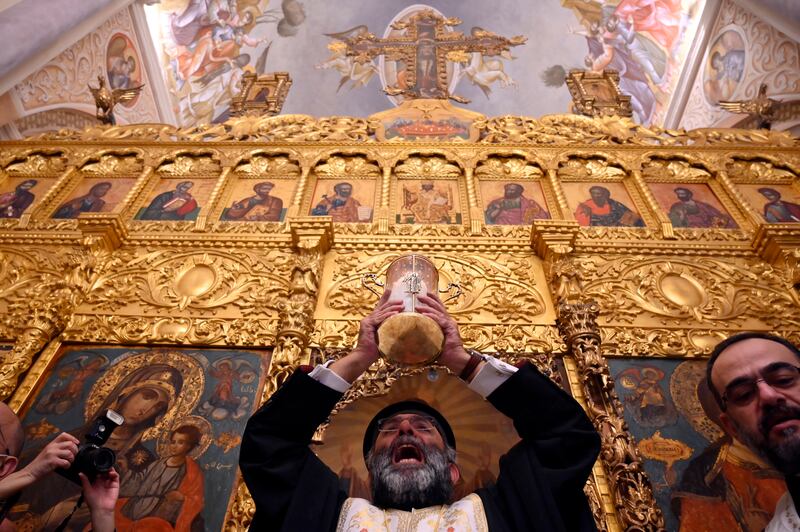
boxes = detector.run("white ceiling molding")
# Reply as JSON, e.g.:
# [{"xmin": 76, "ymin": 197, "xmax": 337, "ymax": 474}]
[
  {"xmin": 0, "ymin": 0, "xmax": 136, "ymax": 96},
  {"xmin": 731, "ymin": 0, "xmax": 800, "ymax": 43},
  {"xmin": 663, "ymin": 0, "xmax": 724, "ymax": 129},
  {"xmin": 129, "ymin": 1, "xmax": 177, "ymax": 126}
]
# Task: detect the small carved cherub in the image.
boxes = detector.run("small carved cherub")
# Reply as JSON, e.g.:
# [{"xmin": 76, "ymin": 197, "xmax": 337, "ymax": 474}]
[{"xmin": 88, "ymin": 75, "xmax": 144, "ymax": 125}]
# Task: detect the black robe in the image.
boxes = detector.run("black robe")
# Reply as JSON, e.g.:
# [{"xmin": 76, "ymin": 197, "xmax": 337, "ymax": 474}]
[{"xmin": 240, "ymin": 363, "xmax": 601, "ymax": 531}]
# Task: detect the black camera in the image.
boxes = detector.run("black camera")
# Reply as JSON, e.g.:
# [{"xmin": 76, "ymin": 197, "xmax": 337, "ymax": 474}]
[{"xmin": 58, "ymin": 409, "xmax": 124, "ymax": 485}]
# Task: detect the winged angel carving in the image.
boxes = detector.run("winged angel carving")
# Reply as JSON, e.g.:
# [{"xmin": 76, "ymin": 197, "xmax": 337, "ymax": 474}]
[
  {"xmin": 718, "ymin": 83, "xmax": 779, "ymax": 130},
  {"xmin": 88, "ymin": 75, "xmax": 144, "ymax": 125}
]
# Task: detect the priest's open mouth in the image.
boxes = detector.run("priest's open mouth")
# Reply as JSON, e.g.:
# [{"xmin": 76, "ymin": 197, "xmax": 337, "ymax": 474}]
[{"xmin": 393, "ymin": 443, "xmax": 424, "ymax": 465}]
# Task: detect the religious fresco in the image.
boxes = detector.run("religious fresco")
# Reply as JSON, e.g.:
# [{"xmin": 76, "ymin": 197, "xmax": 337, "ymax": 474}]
[
  {"xmin": 220, "ymin": 179, "xmax": 294, "ymax": 222},
  {"xmin": 309, "ymin": 179, "xmax": 376, "ymax": 223},
  {"xmin": 703, "ymin": 28, "xmax": 746, "ymax": 105},
  {"xmin": 144, "ymin": 1, "xmax": 705, "ymax": 126},
  {"xmin": 135, "ymin": 179, "xmax": 217, "ymax": 221},
  {"xmin": 106, "ymin": 33, "xmax": 143, "ymax": 99},
  {"xmin": 144, "ymin": 0, "xmax": 306, "ymax": 125},
  {"xmin": 479, "ymin": 181, "xmax": 550, "ymax": 225},
  {"xmin": 397, "ymin": 180, "xmax": 461, "ymax": 225},
  {"xmin": 10, "ymin": 345, "xmax": 267, "ymax": 532},
  {"xmin": 549, "ymin": 0, "xmax": 705, "ymax": 124},
  {"xmin": 609, "ymin": 358, "xmax": 786, "ymax": 532},
  {"xmin": 739, "ymin": 184, "xmax": 800, "ymax": 223},
  {"xmin": 50, "ymin": 178, "xmax": 136, "ymax": 219},
  {"xmin": 0, "ymin": 177, "xmax": 56, "ymax": 219},
  {"xmin": 561, "ymin": 182, "xmax": 644, "ymax": 227},
  {"xmin": 649, "ymin": 183, "xmax": 738, "ymax": 229}
]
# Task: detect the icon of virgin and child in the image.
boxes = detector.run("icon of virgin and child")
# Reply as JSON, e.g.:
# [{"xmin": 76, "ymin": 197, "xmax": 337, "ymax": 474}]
[{"xmin": 16, "ymin": 361, "xmax": 207, "ymax": 531}]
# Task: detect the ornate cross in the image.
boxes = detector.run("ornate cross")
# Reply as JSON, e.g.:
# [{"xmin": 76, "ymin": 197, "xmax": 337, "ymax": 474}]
[{"xmin": 339, "ymin": 9, "xmax": 525, "ymax": 102}]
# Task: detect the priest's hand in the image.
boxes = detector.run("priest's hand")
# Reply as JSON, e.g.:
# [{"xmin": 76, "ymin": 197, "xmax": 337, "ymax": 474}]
[
  {"xmin": 329, "ymin": 289, "xmax": 404, "ymax": 383},
  {"xmin": 416, "ymin": 293, "xmax": 478, "ymax": 379}
]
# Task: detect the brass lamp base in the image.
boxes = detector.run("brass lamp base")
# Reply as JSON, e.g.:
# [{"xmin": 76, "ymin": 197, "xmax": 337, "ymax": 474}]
[{"xmin": 377, "ymin": 312, "xmax": 444, "ymax": 366}]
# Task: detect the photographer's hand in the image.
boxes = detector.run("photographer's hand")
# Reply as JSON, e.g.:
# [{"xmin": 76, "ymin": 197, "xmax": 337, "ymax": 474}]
[
  {"xmin": 21, "ymin": 432, "xmax": 78, "ymax": 481},
  {"xmin": 329, "ymin": 289, "xmax": 404, "ymax": 383},
  {"xmin": 80, "ymin": 469, "xmax": 119, "ymax": 532},
  {"xmin": 0, "ymin": 432, "xmax": 79, "ymax": 498}
]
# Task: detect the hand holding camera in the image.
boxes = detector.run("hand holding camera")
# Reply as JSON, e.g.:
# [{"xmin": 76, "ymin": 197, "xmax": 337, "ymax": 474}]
[{"xmin": 20, "ymin": 432, "xmax": 79, "ymax": 482}]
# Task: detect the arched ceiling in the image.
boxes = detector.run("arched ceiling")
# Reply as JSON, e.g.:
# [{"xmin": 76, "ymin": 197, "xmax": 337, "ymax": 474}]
[{"xmin": 0, "ymin": 0, "xmax": 797, "ymax": 139}]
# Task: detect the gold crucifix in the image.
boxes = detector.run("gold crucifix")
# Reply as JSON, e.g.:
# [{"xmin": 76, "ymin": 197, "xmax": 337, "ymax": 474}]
[{"xmin": 333, "ymin": 9, "xmax": 526, "ymax": 103}]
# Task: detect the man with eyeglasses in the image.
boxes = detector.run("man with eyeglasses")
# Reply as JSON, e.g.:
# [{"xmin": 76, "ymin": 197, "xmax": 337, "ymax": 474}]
[
  {"xmin": 0, "ymin": 403, "xmax": 118, "ymax": 532},
  {"xmin": 706, "ymin": 332, "xmax": 800, "ymax": 531},
  {"xmin": 240, "ymin": 292, "xmax": 601, "ymax": 531}
]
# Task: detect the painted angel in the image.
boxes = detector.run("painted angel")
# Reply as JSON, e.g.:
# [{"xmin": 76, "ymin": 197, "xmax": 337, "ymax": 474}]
[
  {"xmin": 316, "ymin": 40, "xmax": 378, "ymax": 92},
  {"xmin": 198, "ymin": 358, "xmax": 256, "ymax": 420}
]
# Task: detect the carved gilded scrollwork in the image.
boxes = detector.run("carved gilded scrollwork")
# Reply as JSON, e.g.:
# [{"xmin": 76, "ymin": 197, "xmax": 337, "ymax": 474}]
[
  {"xmin": 315, "ymin": 155, "xmax": 380, "ymax": 177},
  {"xmin": 557, "ymin": 301, "xmax": 665, "ymax": 531},
  {"xmin": 79, "ymin": 249, "xmax": 292, "ymax": 314},
  {"xmin": 575, "ymin": 255, "xmax": 800, "ymax": 329},
  {"xmin": 395, "ymin": 155, "xmax": 461, "ymax": 177},
  {"xmin": 0, "ymin": 237, "xmax": 114, "ymax": 399},
  {"xmin": 474, "ymin": 155, "xmax": 543, "ymax": 178},
  {"xmin": 234, "ymin": 154, "xmax": 301, "ymax": 176},
  {"xmin": 2, "ymin": 106, "xmax": 800, "ymax": 532},
  {"xmin": 321, "ymin": 251, "xmax": 549, "ymax": 325}
]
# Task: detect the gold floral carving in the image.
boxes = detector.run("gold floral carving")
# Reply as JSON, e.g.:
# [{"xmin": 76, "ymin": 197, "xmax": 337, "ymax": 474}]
[
  {"xmin": 234, "ymin": 155, "xmax": 301, "ymax": 177},
  {"xmin": 641, "ymin": 158, "xmax": 710, "ymax": 180},
  {"xmin": 394, "ymin": 155, "xmax": 461, "ymax": 177},
  {"xmin": 80, "ymin": 153, "xmax": 143, "ymax": 176},
  {"xmin": 157, "ymin": 154, "xmax": 221, "ymax": 176},
  {"xmin": 322, "ymin": 251, "xmax": 548, "ymax": 324},
  {"xmin": 2, "ymin": 108, "xmax": 800, "ymax": 532},
  {"xmin": 475, "ymin": 156, "xmax": 543, "ymax": 178},
  {"xmin": 475, "ymin": 114, "xmax": 796, "ymax": 146},
  {"xmin": 557, "ymin": 301, "xmax": 665, "ymax": 531},
  {"xmin": 315, "ymin": 155, "xmax": 380, "ymax": 177},
  {"xmin": 3, "ymin": 151, "xmax": 67, "ymax": 176},
  {"xmin": 0, "ymin": 237, "xmax": 114, "ymax": 399},
  {"xmin": 727, "ymin": 159, "xmax": 796, "ymax": 181},
  {"xmin": 79, "ymin": 249, "xmax": 292, "ymax": 314},
  {"xmin": 558, "ymin": 158, "xmax": 626, "ymax": 180},
  {"xmin": 575, "ymin": 255, "xmax": 800, "ymax": 329}
]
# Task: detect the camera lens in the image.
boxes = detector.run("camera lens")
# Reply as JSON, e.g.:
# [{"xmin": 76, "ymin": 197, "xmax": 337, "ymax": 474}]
[{"xmin": 90, "ymin": 447, "xmax": 116, "ymax": 473}]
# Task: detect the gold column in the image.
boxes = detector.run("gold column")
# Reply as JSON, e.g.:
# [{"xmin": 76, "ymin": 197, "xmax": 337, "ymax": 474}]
[
  {"xmin": 546, "ymin": 167, "xmax": 573, "ymax": 220},
  {"xmin": 195, "ymin": 166, "xmax": 232, "ymax": 230},
  {"xmin": 268, "ymin": 217, "xmax": 333, "ymax": 394},
  {"xmin": 557, "ymin": 301, "xmax": 665, "ymax": 532},
  {"xmin": 630, "ymin": 168, "xmax": 674, "ymax": 239},
  {"xmin": 376, "ymin": 164, "xmax": 392, "ymax": 234}
]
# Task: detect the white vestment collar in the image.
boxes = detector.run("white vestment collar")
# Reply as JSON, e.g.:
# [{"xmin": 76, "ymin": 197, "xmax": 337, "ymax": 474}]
[{"xmin": 337, "ymin": 493, "xmax": 488, "ymax": 532}]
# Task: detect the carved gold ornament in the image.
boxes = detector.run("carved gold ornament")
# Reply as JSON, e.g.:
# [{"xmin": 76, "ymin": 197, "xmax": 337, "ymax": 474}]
[{"xmin": 0, "ymin": 103, "xmax": 798, "ymax": 532}]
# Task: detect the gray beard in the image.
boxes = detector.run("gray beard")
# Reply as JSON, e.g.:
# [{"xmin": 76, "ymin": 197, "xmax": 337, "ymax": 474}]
[
  {"xmin": 366, "ymin": 435, "xmax": 456, "ymax": 511},
  {"xmin": 737, "ymin": 404, "xmax": 800, "ymax": 476}
]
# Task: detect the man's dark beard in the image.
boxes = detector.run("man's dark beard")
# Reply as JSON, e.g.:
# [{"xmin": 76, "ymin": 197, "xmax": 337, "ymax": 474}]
[
  {"xmin": 735, "ymin": 403, "xmax": 800, "ymax": 476},
  {"xmin": 755, "ymin": 404, "xmax": 800, "ymax": 475},
  {"xmin": 366, "ymin": 435, "xmax": 456, "ymax": 511}
]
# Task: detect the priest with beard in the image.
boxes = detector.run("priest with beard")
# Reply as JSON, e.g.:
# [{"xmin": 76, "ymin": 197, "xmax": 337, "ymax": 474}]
[{"xmin": 240, "ymin": 291, "xmax": 601, "ymax": 531}]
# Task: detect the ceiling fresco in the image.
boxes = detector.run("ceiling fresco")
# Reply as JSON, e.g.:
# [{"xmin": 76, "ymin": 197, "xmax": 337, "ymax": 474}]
[{"xmin": 144, "ymin": 0, "xmax": 707, "ymax": 126}]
